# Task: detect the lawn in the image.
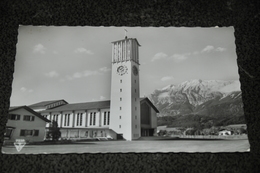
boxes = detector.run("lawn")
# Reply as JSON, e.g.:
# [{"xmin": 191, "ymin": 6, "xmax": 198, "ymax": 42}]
[{"xmin": 2, "ymin": 138, "xmax": 250, "ymax": 154}]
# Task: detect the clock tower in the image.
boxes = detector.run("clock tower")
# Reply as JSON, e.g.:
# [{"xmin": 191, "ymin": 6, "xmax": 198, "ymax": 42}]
[{"xmin": 109, "ymin": 37, "xmax": 141, "ymax": 141}]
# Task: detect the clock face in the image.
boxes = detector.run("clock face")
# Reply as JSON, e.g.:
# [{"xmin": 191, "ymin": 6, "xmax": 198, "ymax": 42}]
[
  {"xmin": 132, "ymin": 65, "xmax": 138, "ymax": 76},
  {"xmin": 117, "ymin": 65, "xmax": 128, "ymax": 75}
]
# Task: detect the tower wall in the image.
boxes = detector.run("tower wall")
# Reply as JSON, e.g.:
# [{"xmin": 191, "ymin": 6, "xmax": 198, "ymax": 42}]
[{"xmin": 110, "ymin": 38, "xmax": 141, "ymax": 140}]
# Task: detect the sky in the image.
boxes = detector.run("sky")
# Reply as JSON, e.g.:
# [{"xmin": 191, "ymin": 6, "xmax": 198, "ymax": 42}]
[{"xmin": 10, "ymin": 26, "xmax": 239, "ymax": 106}]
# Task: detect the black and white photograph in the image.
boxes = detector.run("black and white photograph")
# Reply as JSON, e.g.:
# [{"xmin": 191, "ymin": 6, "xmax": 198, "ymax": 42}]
[{"xmin": 2, "ymin": 26, "xmax": 249, "ymax": 154}]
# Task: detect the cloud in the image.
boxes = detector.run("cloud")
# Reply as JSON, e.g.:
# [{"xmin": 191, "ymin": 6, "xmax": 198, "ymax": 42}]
[
  {"xmin": 83, "ymin": 70, "xmax": 98, "ymax": 77},
  {"xmin": 20, "ymin": 87, "xmax": 26, "ymax": 92},
  {"xmin": 151, "ymin": 52, "xmax": 168, "ymax": 62},
  {"xmin": 193, "ymin": 51, "xmax": 200, "ymax": 55},
  {"xmin": 215, "ymin": 47, "xmax": 226, "ymax": 52},
  {"xmin": 74, "ymin": 48, "xmax": 94, "ymax": 55},
  {"xmin": 73, "ymin": 72, "xmax": 83, "ymax": 78},
  {"xmin": 152, "ymin": 45, "xmax": 227, "ymax": 63},
  {"xmin": 45, "ymin": 71, "xmax": 59, "ymax": 78},
  {"xmin": 63, "ymin": 70, "xmax": 98, "ymax": 81},
  {"xmin": 201, "ymin": 45, "xmax": 215, "ymax": 53},
  {"xmin": 20, "ymin": 87, "xmax": 33, "ymax": 93},
  {"xmin": 201, "ymin": 45, "xmax": 226, "ymax": 53},
  {"xmin": 100, "ymin": 96, "xmax": 106, "ymax": 100},
  {"xmin": 161, "ymin": 76, "xmax": 174, "ymax": 82},
  {"xmin": 53, "ymin": 50, "xmax": 59, "ymax": 54},
  {"xmin": 33, "ymin": 44, "xmax": 46, "ymax": 54},
  {"xmin": 61, "ymin": 67, "xmax": 110, "ymax": 82},
  {"xmin": 171, "ymin": 53, "xmax": 191, "ymax": 62},
  {"xmin": 99, "ymin": 67, "xmax": 111, "ymax": 73}
]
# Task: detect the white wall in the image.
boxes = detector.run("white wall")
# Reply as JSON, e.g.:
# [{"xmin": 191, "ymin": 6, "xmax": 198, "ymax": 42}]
[
  {"xmin": 6, "ymin": 108, "xmax": 47, "ymax": 142},
  {"xmin": 110, "ymin": 39, "xmax": 141, "ymax": 140}
]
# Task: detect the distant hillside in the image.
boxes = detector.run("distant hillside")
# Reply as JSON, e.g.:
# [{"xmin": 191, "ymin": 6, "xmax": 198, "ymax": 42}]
[{"xmin": 149, "ymin": 79, "xmax": 245, "ymax": 127}]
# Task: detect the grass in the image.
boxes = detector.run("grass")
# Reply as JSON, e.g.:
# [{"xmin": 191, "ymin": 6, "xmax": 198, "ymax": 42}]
[{"xmin": 2, "ymin": 137, "xmax": 250, "ymax": 154}]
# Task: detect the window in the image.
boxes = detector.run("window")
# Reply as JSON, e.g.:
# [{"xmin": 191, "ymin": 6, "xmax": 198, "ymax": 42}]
[
  {"xmin": 120, "ymin": 79, "xmax": 122, "ymax": 83},
  {"xmin": 90, "ymin": 113, "xmax": 93, "ymax": 125},
  {"xmin": 64, "ymin": 114, "xmax": 70, "ymax": 126},
  {"xmin": 93, "ymin": 112, "xmax": 96, "ymax": 125},
  {"xmin": 80, "ymin": 113, "xmax": 83, "ymax": 126},
  {"xmin": 23, "ymin": 115, "xmax": 35, "ymax": 121},
  {"xmin": 20, "ymin": 129, "xmax": 39, "ymax": 136},
  {"xmin": 76, "ymin": 113, "xmax": 79, "ymax": 126},
  {"xmin": 135, "ymin": 116, "xmax": 137, "ymax": 119},
  {"xmin": 135, "ymin": 107, "xmax": 137, "ymax": 111},
  {"xmin": 135, "ymin": 89, "xmax": 137, "ymax": 93},
  {"xmin": 8, "ymin": 114, "xmax": 20, "ymax": 120},
  {"xmin": 120, "ymin": 107, "xmax": 122, "ymax": 110},
  {"xmin": 34, "ymin": 130, "xmax": 39, "ymax": 136},
  {"xmin": 67, "ymin": 114, "xmax": 70, "ymax": 126},
  {"xmin": 4, "ymin": 128, "xmax": 13, "ymax": 139},
  {"xmin": 135, "ymin": 125, "xmax": 137, "ymax": 129},
  {"xmin": 120, "ymin": 89, "xmax": 122, "ymax": 92},
  {"xmin": 104, "ymin": 112, "xmax": 107, "ymax": 125},
  {"xmin": 64, "ymin": 114, "xmax": 67, "ymax": 126},
  {"xmin": 52, "ymin": 114, "xmax": 57, "ymax": 122},
  {"xmin": 119, "ymin": 116, "xmax": 121, "ymax": 119},
  {"xmin": 120, "ymin": 97, "xmax": 122, "ymax": 101},
  {"xmin": 107, "ymin": 112, "xmax": 110, "ymax": 125},
  {"xmin": 76, "ymin": 113, "xmax": 83, "ymax": 126},
  {"xmin": 89, "ymin": 112, "xmax": 96, "ymax": 126},
  {"xmin": 119, "ymin": 125, "xmax": 121, "ymax": 128}
]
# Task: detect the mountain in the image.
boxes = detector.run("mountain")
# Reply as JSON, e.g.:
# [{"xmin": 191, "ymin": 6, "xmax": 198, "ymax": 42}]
[{"xmin": 149, "ymin": 79, "xmax": 245, "ymax": 127}]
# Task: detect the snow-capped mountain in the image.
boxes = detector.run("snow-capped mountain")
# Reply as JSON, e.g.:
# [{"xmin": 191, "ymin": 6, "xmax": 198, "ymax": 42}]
[{"xmin": 149, "ymin": 79, "xmax": 244, "ymax": 120}]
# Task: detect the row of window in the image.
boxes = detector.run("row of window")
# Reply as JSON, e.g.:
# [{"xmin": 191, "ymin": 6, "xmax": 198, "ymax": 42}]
[
  {"xmin": 46, "ymin": 101, "xmax": 64, "ymax": 109},
  {"xmin": 119, "ymin": 79, "xmax": 137, "ymax": 83},
  {"xmin": 119, "ymin": 115, "xmax": 137, "ymax": 120},
  {"xmin": 119, "ymin": 125, "xmax": 138, "ymax": 129},
  {"xmin": 20, "ymin": 129, "xmax": 39, "ymax": 136},
  {"xmin": 118, "ymin": 77, "xmax": 139, "ymax": 130},
  {"xmin": 119, "ymin": 97, "xmax": 138, "ymax": 102},
  {"xmin": 49, "ymin": 112, "xmax": 110, "ymax": 127},
  {"xmin": 44, "ymin": 111, "xmax": 110, "ymax": 127},
  {"xmin": 119, "ymin": 106, "xmax": 138, "ymax": 111},
  {"xmin": 8, "ymin": 114, "xmax": 34, "ymax": 121},
  {"xmin": 119, "ymin": 88, "xmax": 137, "ymax": 93}
]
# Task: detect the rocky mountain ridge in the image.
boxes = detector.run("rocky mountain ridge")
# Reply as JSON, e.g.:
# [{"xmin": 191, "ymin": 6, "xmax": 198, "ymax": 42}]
[{"xmin": 149, "ymin": 79, "xmax": 244, "ymax": 125}]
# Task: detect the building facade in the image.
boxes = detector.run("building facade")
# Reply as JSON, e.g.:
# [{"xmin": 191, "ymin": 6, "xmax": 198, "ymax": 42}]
[
  {"xmin": 6, "ymin": 37, "xmax": 159, "ymax": 141},
  {"xmin": 110, "ymin": 38, "xmax": 141, "ymax": 140},
  {"xmin": 5, "ymin": 106, "xmax": 50, "ymax": 143},
  {"xmin": 38, "ymin": 97, "xmax": 158, "ymax": 141}
]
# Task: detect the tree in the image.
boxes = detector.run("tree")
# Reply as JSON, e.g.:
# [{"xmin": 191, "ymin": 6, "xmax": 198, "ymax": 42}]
[
  {"xmin": 158, "ymin": 130, "xmax": 167, "ymax": 136},
  {"xmin": 238, "ymin": 127, "xmax": 247, "ymax": 135},
  {"xmin": 46, "ymin": 120, "xmax": 61, "ymax": 141}
]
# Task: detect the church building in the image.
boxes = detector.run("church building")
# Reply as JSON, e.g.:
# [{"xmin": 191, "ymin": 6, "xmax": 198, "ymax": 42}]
[{"xmin": 14, "ymin": 37, "xmax": 159, "ymax": 141}]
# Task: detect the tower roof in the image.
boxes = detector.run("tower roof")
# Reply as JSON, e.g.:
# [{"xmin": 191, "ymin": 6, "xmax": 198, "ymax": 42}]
[{"xmin": 111, "ymin": 38, "xmax": 141, "ymax": 46}]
